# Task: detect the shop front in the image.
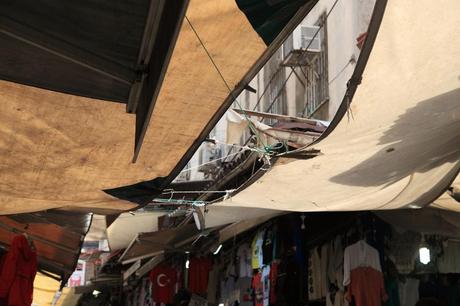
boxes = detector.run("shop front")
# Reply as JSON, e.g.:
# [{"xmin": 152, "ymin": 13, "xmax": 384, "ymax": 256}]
[{"xmin": 120, "ymin": 206, "xmax": 460, "ymax": 306}]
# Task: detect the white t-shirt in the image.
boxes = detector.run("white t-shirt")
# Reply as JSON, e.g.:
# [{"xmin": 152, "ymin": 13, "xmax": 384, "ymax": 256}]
[
  {"xmin": 343, "ymin": 240, "xmax": 381, "ymax": 287},
  {"xmin": 237, "ymin": 243, "xmax": 253, "ymax": 278}
]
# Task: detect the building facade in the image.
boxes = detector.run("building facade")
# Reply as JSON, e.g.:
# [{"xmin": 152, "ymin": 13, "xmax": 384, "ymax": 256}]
[{"xmin": 176, "ymin": 0, "xmax": 376, "ymax": 183}]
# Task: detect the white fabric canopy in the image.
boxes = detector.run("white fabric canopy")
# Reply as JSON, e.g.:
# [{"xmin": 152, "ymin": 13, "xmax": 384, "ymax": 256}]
[
  {"xmin": 107, "ymin": 211, "xmax": 164, "ymax": 250},
  {"xmin": 215, "ymin": 0, "xmax": 460, "ymax": 212},
  {"xmin": 107, "ymin": 207, "xmax": 280, "ymax": 250}
]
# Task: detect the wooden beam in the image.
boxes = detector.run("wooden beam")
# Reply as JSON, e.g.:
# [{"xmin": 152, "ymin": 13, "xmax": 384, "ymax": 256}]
[
  {"xmin": 135, "ymin": 253, "xmax": 165, "ymax": 278},
  {"xmin": 233, "ymin": 108, "xmax": 323, "ymax": 125}
]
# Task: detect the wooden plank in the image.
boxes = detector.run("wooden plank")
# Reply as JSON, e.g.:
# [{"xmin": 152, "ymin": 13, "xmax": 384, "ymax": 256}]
[
  {"xmin": 233, "ymin": 108, "xmax": 322, "ymax": 125},
  {"xmin": 123, "ymin": 260, "xmax": 141, "ymax": 281}
]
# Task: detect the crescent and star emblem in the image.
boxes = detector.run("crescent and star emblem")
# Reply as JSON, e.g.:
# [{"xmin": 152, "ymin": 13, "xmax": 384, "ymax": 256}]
[{"xmin": 157, "ymin": 273, "xmax": 169, "ymax": 287}]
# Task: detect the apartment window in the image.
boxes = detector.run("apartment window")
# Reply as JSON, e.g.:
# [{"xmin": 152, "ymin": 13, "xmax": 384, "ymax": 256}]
[
  {"xmin": 264, "ymin": 48, "xmax": 287, "ymax": 124},
  {"xmin": 282, "ymin": 14, "xmax": 329, "ymax": 118},
  {"xmin": 175, "ymin": 162, "xmax": 191, "ymax": 182}
]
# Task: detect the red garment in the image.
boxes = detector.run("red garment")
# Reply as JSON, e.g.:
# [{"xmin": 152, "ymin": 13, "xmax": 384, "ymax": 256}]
[
  {"xmin": 0, "ymin": 235, "xmax": 37, "ymax": 306},
  {"xmin": 149, "ymin": 265, "xmax": 177, "ymax": 304},
  {"xmin": 269, "ymin": 262, "xmax": 278, "ymax": 305},
  {"xmin": 188, "ymin": 257, "xmax": 212, "ymax": 295},
  {"xmin": 252, "ymin": 272, "xmax": 263, "ymax": 306},
  {"xmin": 345, "ymin": 267, "xmax": 388, "ymax": 306}
]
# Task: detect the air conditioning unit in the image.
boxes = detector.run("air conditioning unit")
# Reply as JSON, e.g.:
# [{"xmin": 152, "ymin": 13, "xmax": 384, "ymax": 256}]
[{"xmin": 292, "ymin": 25, "xmax": 321, "ymax": 52}]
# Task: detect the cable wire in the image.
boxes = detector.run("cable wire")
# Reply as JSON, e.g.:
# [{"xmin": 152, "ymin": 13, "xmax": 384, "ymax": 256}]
[
  {"xmin": 185, "ymin": 16, "xmax": 275, "ymax": 154},
  {"xmin": 185, "ymin": 0, "xmax": 341, "ymax": 157}
]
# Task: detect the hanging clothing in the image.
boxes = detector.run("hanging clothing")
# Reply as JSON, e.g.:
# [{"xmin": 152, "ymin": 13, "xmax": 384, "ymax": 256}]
[
  {"xmin": 293, "ymin": 228, "xmax": 304, "ymax": 265},
  {"xmin": 220, "ymin": 275, "xmax": 236, "ymax": 306},
  {"xmin": 329, "ymin": 236, "xmax": 345, "ymax": 291},
  {"xmin": 237, "ymin": 243, "xmax": 252, "ymax": 278},
  {"xmin": 438, "ymin": 240, "xmax": 460, "ymax": 273},
  {"xmin": 346, "ymin": 267, "xmax": 387, "ymax": 306},
  {"xmin": 326, "ymin": 290, "xmax": 347, "ymax": 306},
  {"xmin": 383, "ymin": 279, "xmax": 400, "ymax": 306},
  {"xmin": 343, "ymin": 240, "xmax": 382, "ymax": 286},
  {"xmin": 138, "ymin": 278, "xmax": 147, "ymax": 306},
  {"xmin": 269, "ymin": 262, "xmax": 279, "ymax": 305},
  {"xmin": 252, "ymin": 272, "xmax": 264, "ymax": 306},
  {"xmin": 0, "ymin": 235, "xmax": 37, "ymax": 306},
  {"xmin": 149, "ymin": 265, "xmax": 177, "ymax": 304},
  {"xmin": 221, "ymin": 261, "xmax": 238, "ymax": 306},
  {"xmin": 262, "ymin": 228, "xmax": 275, "ymax": 265},
  {"xmin": 252, "ymin": 230, "xmax": 265, "ymax": 269},
  {"xmin": 272, "ymin": 225, "xmax": 279, "ymax": 261},
  {"xmin": 398, "ymin": 278, "xmax": 419, "ymax": 306},
  {"xmin": 207, "ymin": 265, "xmax": 220, "ymax": 304},
  {"xmin": 280, "ymin": 254, "xmax": 301, "ymax": 306},
  {"xmin": 188, "ymin": 257, "xmax": 212, "ymax": 295},
  {"xmin": 237, "ymin": 277, "xmax": 253, "ymax": 306},
  {"xmin": 308, "ymin": 247, "xmax": 322, "ymax": 300},
  {"xmin": 262, "ymin": 265, "xmax": 271, "ymax": 306},
  {"xmin": 343, "ymin": 240, "xmax": 387, "ymax": 306},
  {"xmin": 327, "ymin": 240, "xmax": 337, "ymax": 287},
  {"xmin": 320, "ymin": 243, "xmax": 329, "ymax": 298}
]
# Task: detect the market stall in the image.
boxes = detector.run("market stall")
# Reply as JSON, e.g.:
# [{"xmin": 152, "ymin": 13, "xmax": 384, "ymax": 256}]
[{"xmin": 115, "ymin": 204, "xmax": 459, "ymax": 306}]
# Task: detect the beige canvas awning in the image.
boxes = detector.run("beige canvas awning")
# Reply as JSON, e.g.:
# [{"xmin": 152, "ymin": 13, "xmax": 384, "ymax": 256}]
[
  {"xmin": 118, "ymin": 224, "xmax": 198, "ymax": 264},
  {"xmin": 430, "ymin": 176, "xmax": 460, "ymax": 212},
  {"xmin": 376, "ymin": 207, "xmax": 460, "ymax": 238},
  {"xmin": 214, "ymin": 0, "xmax": 460, "ymax": 213},
  {"xmin": 0, "ymin": 0, "xmax": 318, "ymax": 214}
]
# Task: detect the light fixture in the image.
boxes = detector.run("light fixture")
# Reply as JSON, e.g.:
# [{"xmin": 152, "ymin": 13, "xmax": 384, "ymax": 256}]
[
  {"xmin": 213, "ymin": 244, "xmax": 223, "ymax": 255},
  {"xmin": 419, "ymin": 247, "xmax": 431, "ymax": 265},
  {"xmin": 192, "ymin": 207, "xmax": 205, "ymax": 230},
  {"xmin": 185, "ymin": 259, "xmax": 190, "ymax": 269},
  {"xmin": 92, "ymin": 290, "xmax": 101, "ymax": 297},
  {"xmin": 419, "ymin": 234, "xmax": 431, "ymax": 265}
]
